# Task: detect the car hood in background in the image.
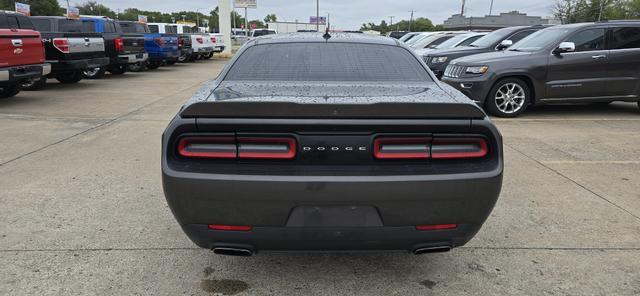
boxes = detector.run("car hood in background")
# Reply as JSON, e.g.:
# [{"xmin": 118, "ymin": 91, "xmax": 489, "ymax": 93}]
[
  {"xmin": 425, "ymin": 46, "xmax": 487, "ymax": 57},
  {"xmin": 451, "ymin": 50, "xmax": 534, "ymax": 65}
]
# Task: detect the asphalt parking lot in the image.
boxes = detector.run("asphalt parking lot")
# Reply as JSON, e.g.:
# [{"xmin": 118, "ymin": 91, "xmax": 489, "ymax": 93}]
[{"xmin": 1, "ymin": 59, "xmax": 639, "ymax": 296}]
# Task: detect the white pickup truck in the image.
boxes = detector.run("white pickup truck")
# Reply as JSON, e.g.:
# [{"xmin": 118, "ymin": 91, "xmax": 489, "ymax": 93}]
[{"xmin": 148, "ymin": 23, "xmax": 223, "ymax": 60}]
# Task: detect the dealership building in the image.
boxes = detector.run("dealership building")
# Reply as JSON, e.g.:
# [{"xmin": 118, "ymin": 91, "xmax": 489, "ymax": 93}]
[{"xmin": 442, "ymin": 12, "xmax": 561, "ymax": 30}]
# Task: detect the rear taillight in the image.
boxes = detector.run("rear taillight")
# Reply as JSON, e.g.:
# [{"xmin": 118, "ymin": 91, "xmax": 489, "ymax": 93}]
[
  {"xmin": 154, "ymin": 37, "xmax": 165, "ymax": 46},
  {"xmin": 416, "ymin": 224, "xmax": 458, "ymax": 231},
  {"xmin": 211, "ymin": 36, "xmax": 217, "ymax": 43},
  {"xmin": 52, "ymin": 38, "xmax": 70, "ymax": 53},
  {"xmin": 374, "ymin": 137, "xmax": 488, "ymax": 160},
  {"xmin": 114, "ymin": 37, "xmax": 124, "ymax": 53},
  {"xmin": 196, "ymin": 37, "xmax": 204, "ymax": 44},
  {"xmin": 431, "ymin": 138, "xmax": 488, "ymax": 159},
  {"xmin": 208, "ymin": 225, "xmax": 252, "ymax": 231},
  {"xmin": 374, "ymin": 137, "xmax": 431, "ymax": 159},
  {"xmin": 178, "ymin": 136, "xmax": 297, "ymax": 160},
  {"xmin": 178, "ymin": 38, "xmax": 184, "ymax": 46}
]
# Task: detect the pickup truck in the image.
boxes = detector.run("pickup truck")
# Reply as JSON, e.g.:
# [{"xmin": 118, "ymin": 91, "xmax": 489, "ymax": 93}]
[
  {"xmin": 0, "ymin": 11, "xmax": 50, "ymax": 98},
  {"xmin": 158, "ymin": 25, "xmax": 193, "ymax": 63},
  {"xmin": 124, "ymin": 22, "xmax": 179, "ymax": 70},
  {"xmin": 79, "ymin": 17, "xmax": 148, "ymax": 79},
  {"xmin": 28, "ymin": 16, "xmax": 108, "ymax": 89},
  {"xmin": 207, "ymin": 33, "xmax": 225, "ymax": 58},
  {"xmin": 149, "ymin": 23, "xmax": 213, "ymax": 61}
]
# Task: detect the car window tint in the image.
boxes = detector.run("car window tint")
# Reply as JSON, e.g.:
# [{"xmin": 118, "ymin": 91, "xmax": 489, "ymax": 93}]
[
  {"xmin": 611, "ymin": 27, "xmax": 640, "ymax": 49},
  {"xmin": 81, "ymin": 20, "xmax": 96, "ymax": 32},
  {"xmin": 31, "ymin": 18, "xmax": 51, "ymax": 31},
  {"xmin": 148, "ymin": 25, "xmax": 159, "ymax": 33},
  {"xmin": 566, "ymin": 28, "xmax": 605, "ymax": 52},
  {"xmin": 6, "ymin": 15, "xmax": 19, "ymax": 29},
  {"xmin": 458, "ymin": 35, "xmax": 482, "ymax": 46},
  {"xmin": 507, "ymin": 30, "xmax": 536, "ymax": 44},
  {"xmin": 16, "ymin": 15, "xmax": 34, "ymax": 30},
  {"xmin": 226, "ymin": 43, "xmax": 432, "ymax": 82},
  {"xmin": 58, "ymin": 19, "xmax": 84, "ymax": 32}
]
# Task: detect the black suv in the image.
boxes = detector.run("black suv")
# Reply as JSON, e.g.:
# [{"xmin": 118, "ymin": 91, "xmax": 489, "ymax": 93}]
[
  {"xmin": 442, "ymin": 21, "xmax": 640, "ymax": 117},
  {"xmin": 424, "ymin": 25, "xmax": 546, "ymax": 78}
]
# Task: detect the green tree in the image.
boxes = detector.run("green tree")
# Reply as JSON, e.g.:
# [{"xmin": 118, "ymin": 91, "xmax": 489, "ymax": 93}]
[
  {"xmin": 554, "ymin": 0, "xmax": 640, "ymax": 22},
  {"xmin": 76, "ymin": 1, "xmax": 116, "ymax": 18},
  {"xmin": 0, "ymin": 0, "xmax": 62, "ymax": 16},
  {"xmin": 264, "ymin": 13, "xmax": 277, "ymax": 23},
  {"xmin": 361, "ymin": 17, "xmax": 435, "ymax": 34}
]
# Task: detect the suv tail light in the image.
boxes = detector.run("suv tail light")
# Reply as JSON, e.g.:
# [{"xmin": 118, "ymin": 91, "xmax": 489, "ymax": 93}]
[
  {"xmin": 114, "ymin": 37, "xmax": 124, "ymax": 53},
  {"xmin": 374, "ymin": 137, "xmax": 488, "ymax": 160},
  {"xmin": 196, "ymin": 37, "xmax": 204, "ymax": 44},
  {"xmin": 178, "ymin": 136, "xmax": 297, "ymax": 160},
  {"xmin": 154, "ymin": 37, "xmax": 165, "ymax": 46},
  {"xmin": 52, "ymin": 38, "xmax": 70, "ymax": 53}
]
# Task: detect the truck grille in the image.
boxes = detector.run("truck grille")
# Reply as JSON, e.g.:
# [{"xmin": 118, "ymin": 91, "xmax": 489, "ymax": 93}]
[{"xmin": 444, "ymin": 65, "xmax": 465, "ymax": 78}]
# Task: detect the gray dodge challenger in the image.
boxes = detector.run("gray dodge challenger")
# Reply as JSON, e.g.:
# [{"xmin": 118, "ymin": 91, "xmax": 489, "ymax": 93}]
[{"xmin": 162, "ymin": 33, "xmax": 503, "ymax": 256}]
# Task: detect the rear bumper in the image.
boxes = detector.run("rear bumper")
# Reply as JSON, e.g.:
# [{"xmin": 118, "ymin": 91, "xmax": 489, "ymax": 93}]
[
  {"xmin": 195, "ymin": 47, "xmax": 214, "ymax": 54},
  {"xmin": 48, "ymin": 57, "xmax": 110, "ymax": 73},
  {"xmin": 0, "ymin": 63, "xmax": 50, "ymax": 83},
  {"xmin": 116, "ymin": 53, "xmax": 149, "ymax": 64},
  {"xmin": 149, "ymin": 50, "xmax": 180, "ymax": 61},
  {"xmin": 213, "ymin": 46, "xmax": 225, "ymax": 53},
  {"xmin": 163, "ymin": 169, "xmax": 502, "ymax": 252},
  {"xmin": 183, "ymin": 223, "xmax": 482, "ymax": 253},
  {"xmin": 442, "ymin": 76, "xmax": 494, "ymax": 105}
]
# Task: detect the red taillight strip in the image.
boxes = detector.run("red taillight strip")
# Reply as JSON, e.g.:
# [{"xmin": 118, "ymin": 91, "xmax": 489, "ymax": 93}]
[
  {"xmin": 416, "ymin": 224, "xmax": 458, "ymax": 231},
  {"xmin": 177, "ymin": 137, "xmax": 237, "ymax": 159},
  {"xmin": 177, "ymin": 136, "xmax": 297, "ymax": 160},
  {"xmin": 208, "ymin": 225, "xmax": 252, "ymax": 231},
  {"xmin": 373, "ymin": 137, "xmax": 431, "ymax": 159},
  {"xmin": 431, "ymin": 138, "xmax": 488, "ymax": 159},
  {"xmin": 52, "ymin": 38, "xmax": 70, "ymax": 53}
]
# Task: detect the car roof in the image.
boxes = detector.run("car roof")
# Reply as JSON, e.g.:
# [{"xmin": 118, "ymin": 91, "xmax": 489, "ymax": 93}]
[{"xmin": 249, "ymin": 32, "xmax": 399, "ymax": 46}]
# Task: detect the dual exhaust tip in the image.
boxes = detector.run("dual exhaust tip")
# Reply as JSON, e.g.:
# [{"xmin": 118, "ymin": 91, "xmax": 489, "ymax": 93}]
[{"xmin": 212, "ymin": 245, "xmax": 452, "ymax": 257}]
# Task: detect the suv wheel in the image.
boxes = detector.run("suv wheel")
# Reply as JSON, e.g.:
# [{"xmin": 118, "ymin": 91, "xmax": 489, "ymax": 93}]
[
  {"xmin": 23, "ymin": 77, "xmax": 47, "ymax": 91},
  {"xmin": 486, "ymin": 78, "xmax": 530, "ymax": 118},
  {"xmin": 82, "ymin": 67, "xmax": 106, "ymax": 79},
  {"xmin": 55, "ymin": 71, "xmax": 83, "ymax": 84},
  {"xmin": 0, "ymin": 83, "xmax": 22, "ymax": 98}
]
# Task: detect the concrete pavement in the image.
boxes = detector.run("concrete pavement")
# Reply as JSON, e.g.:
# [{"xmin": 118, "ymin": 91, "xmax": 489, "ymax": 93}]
[{"xmin": 1, "ymin": 60, "xmax": 639, "ymax": 295}]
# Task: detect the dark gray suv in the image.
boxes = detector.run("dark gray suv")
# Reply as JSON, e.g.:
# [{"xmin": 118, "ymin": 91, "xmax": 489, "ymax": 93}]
[{"xmin": 442, "ymin": 21, "xmax": 640, "ymax": 117}]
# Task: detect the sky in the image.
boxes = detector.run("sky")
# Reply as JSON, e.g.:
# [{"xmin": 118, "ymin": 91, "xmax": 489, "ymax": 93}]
[{"xmin": 88, "ymin": 0, "xmax": 557, "ymax": 30}]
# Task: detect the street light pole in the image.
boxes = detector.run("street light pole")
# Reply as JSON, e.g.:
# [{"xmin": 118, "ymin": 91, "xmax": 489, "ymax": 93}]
[{"xmin": 409, "ymin": 10, "xmax": 415, "ymax": 32}]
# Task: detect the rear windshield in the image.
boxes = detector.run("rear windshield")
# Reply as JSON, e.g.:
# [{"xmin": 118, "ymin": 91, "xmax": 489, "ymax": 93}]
[
  {"xmin": 58, "ymin": 19, "xmax": 87, "ymax": 33},
  {"xmin": 31, "ymin": 18, "xmax": 51, "ymax": 32},
  {"xmin": 120, "ymin": 22, "xmax": 149, "ymax": 33},
  {"xmin": 252, "ymin": 30, "xmax": 276, "ymax": 37},
  {"xmin": 165, "ymin": 25, "xmax": 178, "ymax": 34},
  {"xmin": 225, "ymin": 43, "xmax": 431, "ymax": 82}
]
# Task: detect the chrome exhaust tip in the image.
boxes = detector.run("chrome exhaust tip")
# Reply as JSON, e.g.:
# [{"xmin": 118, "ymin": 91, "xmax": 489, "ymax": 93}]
[
  {"xmin": 413, "ymin": 246, "xmax": 452, "ymax": 255},
  {"xmin": 213, "ymin": 247, "xmax": 254, "ymax": 257}
]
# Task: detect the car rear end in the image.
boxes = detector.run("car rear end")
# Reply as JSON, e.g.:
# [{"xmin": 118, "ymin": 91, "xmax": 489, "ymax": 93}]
[
  {"xmin": 0, "ymin": 26, "xmax": 49, "ymax": 88},
  {"xmin": 113, "ymin": 21, "xmax": 149, "ymax": 65},
  {"xmin": 191, "ymin": 33, "xmax": 215, "ymax": 57},
  {"xmin": 145, "ymin": 34, "xmax": 179, "ymax": 63},
  {"xmin": 162, "ymin": 37, "xmax": 503, "ymax": 255},
  {"xmin": 210, "ymin": 33, "xmax": 225, "ymax": 53}
]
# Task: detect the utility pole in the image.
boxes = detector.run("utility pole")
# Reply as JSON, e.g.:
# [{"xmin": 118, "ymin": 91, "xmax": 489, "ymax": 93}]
[
  {"xmin": 316, "ymin": 0, "xmax": 320, "ymax": 31},
  {"xmin": 489, "ymin": 0, "xmax": 494, "ymax": 15},
  {"xmin": 389, "ymin": 16, "xmax": 394, "ymax": 28},
  {"xmin": 461, "ymin": 0, "xmax": 466, "ymax": 16},
  {"xmin": 244, "ymin": 7, "xmax": 248, "ymax": 36},
  {"xmin": 409, "ymin": 10, "xmax": 415, "ymax": 32},
  {"xmin": 598, "ymin": 0, "xmax": 606, "ymax": 21}
]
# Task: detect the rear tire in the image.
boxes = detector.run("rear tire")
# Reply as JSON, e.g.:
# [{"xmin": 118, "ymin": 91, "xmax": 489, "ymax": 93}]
[
  {"xmin": 22, "ymin": 77, "xmax": 47, "ymax": 91},
  {"xmin": 108, "ymin": 65, "xmax": 127, "ymax": 75},
  {"xmin": 128, "ymin": 62, "xmax": 146, "ymax": 72},
  {"xmin": 146, "ymin": 61, "xmax": 161, "ymax": 69},
  {"xmin": 82, "ymin": 67, "xmax": 106, "ymax": 79},
  {"xmin": 203, "ymin": 52, "xmax": 214, "ymax": 59},
  {"xmin": 0, "ymin": 83, "xmax": 22, "ymax": 98},
  {"xmin": 55, "ymin": 71, "xmax": 83, "ymax": 84},
  {"xmin": 485, "ymin": 78, "xmax": 530, "ymax": 118}
]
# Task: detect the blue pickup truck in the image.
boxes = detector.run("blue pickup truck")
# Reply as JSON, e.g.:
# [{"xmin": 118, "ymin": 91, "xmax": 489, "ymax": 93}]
[
  {"xmin": 79, "ymin": 16, "xmax": 147, "ymax": 78},
  {"xmin": 118, "ymin": 21, "xmax": 180, "ymax": 70}
]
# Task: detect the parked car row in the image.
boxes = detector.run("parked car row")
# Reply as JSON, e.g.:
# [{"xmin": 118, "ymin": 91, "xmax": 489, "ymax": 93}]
[
  {"xmin": 399, "ymin": 22, "xmax": 640, "ymax": 117},
  {"xmin": 0, "ymin": 11, "xmax": 224, "ymax": 98}
]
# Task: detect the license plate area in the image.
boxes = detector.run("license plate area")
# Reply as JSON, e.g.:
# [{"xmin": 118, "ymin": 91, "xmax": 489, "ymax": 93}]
[{"xmin": 286, "ymin": 206, "xmax": 383, "ymax": 227}]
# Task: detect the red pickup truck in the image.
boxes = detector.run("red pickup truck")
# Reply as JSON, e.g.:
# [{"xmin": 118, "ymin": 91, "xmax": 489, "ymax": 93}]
[{"xmin": 0, "ymin": 11, "xmax": 50, "ymax": 98}]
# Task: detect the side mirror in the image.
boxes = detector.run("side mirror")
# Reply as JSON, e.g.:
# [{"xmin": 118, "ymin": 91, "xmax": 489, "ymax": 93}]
[
  {"xmin": 554, "ymin": 42, "xmax": 576, "ymax": 55},
  {"xmin": 497, "ymin": 40, "xmax": 513, "ymax": 50}
]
